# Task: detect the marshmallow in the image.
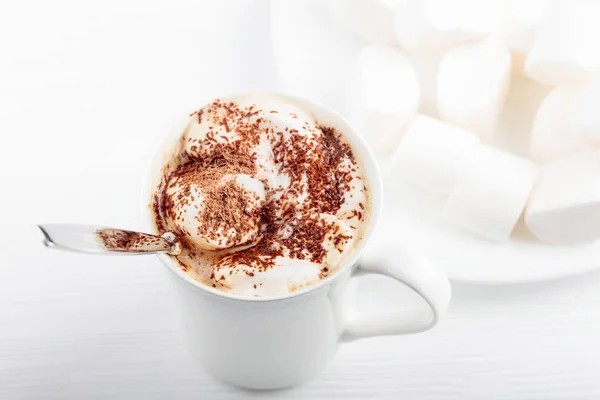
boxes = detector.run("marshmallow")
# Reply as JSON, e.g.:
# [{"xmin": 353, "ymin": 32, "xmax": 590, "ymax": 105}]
[
  {"xmin": 270, "ymin": 0, "xmax": 365, "ymax": 111},
  {"xmin": 346, "ymin": 45, "xmax": 420, "ymax": 152},
  {"xmin": 213, "ymin": 214, "xmax": 353, "ymax": 296},
  {"xmin": 530, "ymin": 86, "xmax": 596, "ymax": 163},
  {"xmin": 493, "ymin": 74, "xmax": 550, "ymax": 158},
  {"xmin": 246, "ymin": 99, "xmax": 321, "ymax": 144},
  {"xmin": 393, "ymin": 0, "xmax": 504, "ymax": 53},
  {"xmin": 214, "ymin": 256, "xmax": 322, "ymax": 297},
  {"xmin": 390, "ymin": 115, "xmax": 480, "ymax": 194},
  {"xmin": 443, "ymin": 145, "xmax": 539, "ymax": 242},
  {"xmin": 525, "ymin": 0, "xmax": 600, "ymax": 86},
  {"xmin": 500, "ymin": 0, "xmax": 549, "ymax": 74},
  {"xmin": 571, "ymin": 77, "xmax": 600, "ymax": 143},
  {"xmin": 234, "ymin": 174, "xmax": 267, "ymax": 204},
  {"xmin": 183, "ymin": 107, "xmax": 240, "ymax": 159},
  {"xmin": 526, "ymin": 151, "xmax": 600, "ymax": 245},
  {"xmin": 164, "ymin": 173, "xmax": 266, "ymax": 250},
  {"xmin": 437, "ymin": 38, "xmax": 512, "ymax": 138},
  {"xmin": 263, "ymin": 107, "xmax": 319, "ymax": 143},
  {"xmin": 319, "ymin": 213, "xmax": 355, "ymax": 266},
  {"xmin": 326, "ymin": 0, "xmax": 404, "ymax": 45},
  {"xmin": 408, "ymin": 52, "xmax": 441, "ymax": 116}
]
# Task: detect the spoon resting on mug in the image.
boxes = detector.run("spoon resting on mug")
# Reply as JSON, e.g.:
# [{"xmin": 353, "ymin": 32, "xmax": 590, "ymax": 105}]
[{"xmin": 38, "ymin": 224, "xmax": 181, "ymax": 255}]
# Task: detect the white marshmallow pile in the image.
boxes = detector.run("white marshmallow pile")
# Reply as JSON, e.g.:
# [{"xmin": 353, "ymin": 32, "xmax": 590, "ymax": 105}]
[
  {"xmin": 393, "ymin": 0, "xmax": 504, "ymax": 53},
  {"xmin": 407, "ymin": 52, "xmax": 441, "ymax": 116},
  {"xmin": 437, "ymin": 38, "xmax": 511, "ymax": 138},
  {"xmin": 272, "ymin": 0, "xmax": 600, "ymax": 246},
  {"xmin": 346, "ymin": 45, "xmax": 420, "ymax": 152},
  {"xmin": 500, "ymin": 0, "xmax": 548, "ymax": 74},
  {"xmin": 390, "ymin": 115, "xmax": 480, "ymax": 195},
  {"xmin": 525, "ymin": 0, "xmax": 600, "ymax": 86},
  {"xmin": 526, "ymin": 151, "xmax": 600, "ymax": 245},
  {"xmin": 326, "ymin": 0, "xmax": 403, "ymax": 45},
  {"xmin": 443, "ymin": 145, "xmax": 538, "ymax": 242},
  {"xmin": 571, "ymin": 77, "xmax": 600, "ymax": 143},
  {"xmin": 530, "ymin": 86, "xmax": 594, "ymax": 163}
]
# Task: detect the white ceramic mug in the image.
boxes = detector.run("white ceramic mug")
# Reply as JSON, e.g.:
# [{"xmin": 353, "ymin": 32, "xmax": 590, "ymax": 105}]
[{"xmin": 143, "ymin": 93, "xmax": 451, "ymax": 390}]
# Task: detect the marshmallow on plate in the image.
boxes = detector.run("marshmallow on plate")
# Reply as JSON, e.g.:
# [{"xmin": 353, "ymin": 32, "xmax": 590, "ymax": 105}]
[
  {"xmin": 346, "ymin": 45, "xmax": 420, "ymax": 153},
  {"xmin": 270, "ymin": 0, "xmax": 365, "ymax": 112},
  {"xmin": 326, "ymin": 0, "xmax": 404, "ymax": 45},
  {"xmin": 407, "ymin": 52, "xmax": 441, "ymax": 116},
  {"xmin": 437, "ymin": 38, "xmax": 512, "ymax": 139},
  {"xmin": 500, "ymin": 0, "xmax": 549, "ymax": 74},
  {"xmin": 526, "ymin": 151, "xmax": 600, "ymax": 245},
  {"xmin": 393, "ymin": 0, "xmax": 504, "ymax": 53},
  {"xmin": 525, "ymin": 0, "xmax": 600, "ymax": 86},
  {"xmin": 390, "ymin": 115, "xmax": 480, "ymax": 194},
  {"xmin": 530, "ymin": 86, "xmax": 597, "ymax": 163},
  {"xmin": 443, "ymin": 145, "xmax": 539, "ymax": 242},
  {"xmin": 571, "ymin": 77, "xmax": 600, "ymax": 143}
]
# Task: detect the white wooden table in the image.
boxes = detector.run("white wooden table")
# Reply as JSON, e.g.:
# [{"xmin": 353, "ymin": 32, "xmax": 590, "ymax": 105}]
[{"xmin": 2, "ymin": 1, "xmax": 600, "ymax": 398}]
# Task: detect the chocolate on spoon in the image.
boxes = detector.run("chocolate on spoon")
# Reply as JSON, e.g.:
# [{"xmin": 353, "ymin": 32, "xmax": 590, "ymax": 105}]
[{"xmin": 38, "ymin": 224, "xmax": 181, "ymax": 255}]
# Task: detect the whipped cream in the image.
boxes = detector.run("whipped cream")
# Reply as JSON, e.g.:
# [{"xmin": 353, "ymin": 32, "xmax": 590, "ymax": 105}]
[{"xmin": 152, "ymin": 94, "xmax": 369, "ymax": 296}]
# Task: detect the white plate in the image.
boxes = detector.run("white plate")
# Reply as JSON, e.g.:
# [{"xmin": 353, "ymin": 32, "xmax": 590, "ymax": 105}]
[
  {"xmin": 374, "ymin": 75, "xmax": 600, "ymax": 284},
  {"xmin": 377, "ymin": 179, "xmax": 600, "ymax": 284}
]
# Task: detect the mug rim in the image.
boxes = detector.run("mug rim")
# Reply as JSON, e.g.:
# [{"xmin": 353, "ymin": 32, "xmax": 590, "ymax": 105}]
[{"xmin": 142, "ymin": 91, "xmax": 383, "ymax": 302}]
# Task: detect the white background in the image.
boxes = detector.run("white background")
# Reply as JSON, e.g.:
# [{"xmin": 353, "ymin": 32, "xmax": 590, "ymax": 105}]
[{"xmin": 2, "ymin": 1, "xmax": 600, "ymax": 398}]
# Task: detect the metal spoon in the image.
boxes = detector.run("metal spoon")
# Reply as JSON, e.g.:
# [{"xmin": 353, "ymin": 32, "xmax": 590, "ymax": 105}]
[{"xmin": 38, "ymin": 224, "xmax": 181, "ymax": 255}]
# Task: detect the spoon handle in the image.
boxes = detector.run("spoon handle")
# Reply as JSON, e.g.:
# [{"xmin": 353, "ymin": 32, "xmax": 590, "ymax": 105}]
[{"xmin": 38, "ymin": 224, "xmax": 177, "ymax": 255}]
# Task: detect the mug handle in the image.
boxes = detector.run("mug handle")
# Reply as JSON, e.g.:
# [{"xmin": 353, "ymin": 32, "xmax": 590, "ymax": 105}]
[{"xmin": 342, "ymin": 245, "xmax": 451, "ymax": 340}]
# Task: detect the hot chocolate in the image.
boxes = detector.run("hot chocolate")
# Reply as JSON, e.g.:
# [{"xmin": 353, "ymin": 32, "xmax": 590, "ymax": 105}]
[{"xmin": 151, "ymin": 94, "xmax": 370, "ymax": 296}]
